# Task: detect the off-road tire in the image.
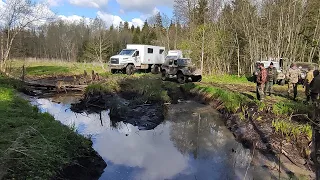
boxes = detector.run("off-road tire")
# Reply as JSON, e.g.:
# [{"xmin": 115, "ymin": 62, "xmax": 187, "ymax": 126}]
[
  {"xmin": 111, "ymin": 69, "xmax": 117, "ymax": 74},
  {"xmin": 151, "ymin": 65, "xmax": 160, "ymax": 74},
  {"xmin": 126, "ymin": 64, "xmax": 135, "ymax": 75},
  {"xmin": 161, "ymin": 71, "xmax": 167, "ymax": 81},
  {"xmin": 177, "ymin": 73, "xmax": 186, "ymax": 84}
]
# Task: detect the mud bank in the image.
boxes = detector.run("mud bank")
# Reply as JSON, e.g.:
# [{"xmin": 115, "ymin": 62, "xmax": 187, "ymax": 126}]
[
  {"xmin": 53, "ymin": 143, "xmax": 106, "ymax": 180},
  {"xmin": 70, "ymin": 91, "xmax": 165, "ymax": 130},
  {"xmin": 180, "ymin": 84, "xmax": 315, "ymax": 179}
]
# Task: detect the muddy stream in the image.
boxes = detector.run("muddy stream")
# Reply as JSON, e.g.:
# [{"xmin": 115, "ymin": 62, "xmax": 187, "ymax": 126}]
[{"xmin": 25, "ymin": 93, "xmax": 279, "ymax": 180}]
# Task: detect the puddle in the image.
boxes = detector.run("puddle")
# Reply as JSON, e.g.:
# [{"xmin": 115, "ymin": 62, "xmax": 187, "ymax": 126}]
[{"xmin": 28, "ymin": 94, "xmax": 274, "ymax": 180}]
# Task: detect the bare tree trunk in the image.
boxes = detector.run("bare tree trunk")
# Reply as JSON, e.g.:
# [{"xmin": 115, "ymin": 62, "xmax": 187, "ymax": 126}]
[
  {"xmin": 0, "ymin": 32, "xmax": 3, "ymax": 62},
  {"xmin": 174, "ymin": 22, "xmax": 178, "ymax": 49},
  {"xmin": 235, "ymin": 32, "xmax": 240, "ymax": 77},
  {"xmin": 200, "ymin": 26, "xmax": 205, "ymax": 74},
  {"xmin": 166, "ymin": 29, "xmax": 170, "ymax": 50}
]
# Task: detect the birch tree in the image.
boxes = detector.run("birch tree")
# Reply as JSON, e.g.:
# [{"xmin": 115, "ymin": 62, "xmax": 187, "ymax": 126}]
[{"xmin": 0, "ymin": 0, "xmax": 53, "ymax": 71}]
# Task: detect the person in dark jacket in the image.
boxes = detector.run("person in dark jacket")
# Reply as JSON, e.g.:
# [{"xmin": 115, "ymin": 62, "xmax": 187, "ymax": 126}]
[
  {"xmin": 256, "ymin": 63, "xmax": 267, "ymax": 101},
  {"xmin": 310, "ymin": 70, "xmax": 320, "ymax": 102},
  {"xmin": 265, "ymin": 62, "xmax": 278, "ymax": 96}
]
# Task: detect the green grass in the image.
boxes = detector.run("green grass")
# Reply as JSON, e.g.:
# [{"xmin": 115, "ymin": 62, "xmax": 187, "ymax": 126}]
[
  {"xmin": 0, "ymin": 75, "xmax": 99, "ymax": 179},
  {"xmin": 86, "ymin": 77, "xmax": 121, "ymax": 95},
  {"xmin": 26, "ymin": 66, "xmax": 70, "ymax": 76},
  {"xmin": 87, "ymin": 74, "xmax": 171, "ymax": 105},
  {"xmin": 182, "ymin": 83, "xmax": 252, "ymax": 113},
  {"xmin": 272, "ymin": 100, "xmax": 312, "ymax": 116},
  {"xmin": 272, "ymin": 119, "xmax": 312, "ymax": 141},
  {"xmin": 202, "ymin": 75, "xmax": 252, "ymax": 85},
  {"xmin": 7, "ymin": 59, "xmax": 108, "ymax": 78}
]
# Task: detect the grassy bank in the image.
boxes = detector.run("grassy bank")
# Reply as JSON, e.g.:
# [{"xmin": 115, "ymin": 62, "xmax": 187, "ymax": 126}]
[
  {"xmin": 7, "ymin": 59, "xmax": 108, "ymax": 78},
  {"xmin": 0, "ymin": 76, "xmax": 105, "ymax": 179},
  {"xmin": 181, "ymin": 81, "xmax": 313, "ymax": 143},
  {"xmin": 86, "ymin": 74, "xmax": 173, "ymax": 104}
]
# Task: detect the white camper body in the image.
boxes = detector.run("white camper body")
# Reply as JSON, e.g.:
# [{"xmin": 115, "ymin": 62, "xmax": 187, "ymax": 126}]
[{"xmin": 109, "ymin": 44, "xmax": 165, "ymax": 75}]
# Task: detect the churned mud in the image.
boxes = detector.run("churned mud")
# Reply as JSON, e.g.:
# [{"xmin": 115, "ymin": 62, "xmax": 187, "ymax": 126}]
[{"xmin": 70, "ymin": 90, "xmax": 165, "ymax": 131}]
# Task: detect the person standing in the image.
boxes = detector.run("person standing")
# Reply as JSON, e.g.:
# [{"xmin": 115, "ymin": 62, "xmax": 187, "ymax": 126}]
[
  {"xmin": 304, "ymin": 67, "xmax": 315, "ymax": 102},
  {"xmin": 309, "ymin": 70, "xmax": 320, "ymax": 179},
  {"xmin": 310, "ymin": 70, "xmax": 320, "ymax": 102},
  {"xmin": 256, "ymin": 63, "xmax": 267, "ymax": 101},
  {"xmin": 286, "ymin": 63, "xmax": 301, "ymax": 100},
  {"xmin": 265, "ymin": 62, "xmax": 278, "ymax": 96}
]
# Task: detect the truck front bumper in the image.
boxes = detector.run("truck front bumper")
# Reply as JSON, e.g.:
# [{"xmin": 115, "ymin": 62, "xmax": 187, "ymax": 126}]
[{"xmin": 109, "ymin": 64, "xmax": 127, "ymax": 70}]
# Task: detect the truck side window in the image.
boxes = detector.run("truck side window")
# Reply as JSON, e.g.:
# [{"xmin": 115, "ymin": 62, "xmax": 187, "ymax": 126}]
[
  {"xmin": 135, "ymin": 51, "xmax": 139, "ymax": 57},
  {"xmin": 148, "ymin": 48, "xmax": 153, "ymax": 54},
  {"xmin": 169, "ymin": 60, "xmax": 173, "ymax": 65},
  {"xmin": 159, "ymin": 49, "xmax": 164, "ymax": 54},
  {"xmin": 173, "ymin": 60, "xmax": 178, "ymax": 66}
]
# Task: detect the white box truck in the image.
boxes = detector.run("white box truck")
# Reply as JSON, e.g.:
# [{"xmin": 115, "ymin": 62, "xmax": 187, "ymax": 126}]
[{"xmin": 109, "ymin": 44, "xmax": 166, "ymax": 75}]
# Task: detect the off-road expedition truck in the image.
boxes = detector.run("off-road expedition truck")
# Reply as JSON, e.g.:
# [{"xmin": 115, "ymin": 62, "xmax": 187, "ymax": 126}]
[
  {"xmin": 109, "ymin": 44, "xmax": 165, "ymax": 75},
  {"xmin": 161, "ymin": 57, "xmax": 202, "ymax": 83}
]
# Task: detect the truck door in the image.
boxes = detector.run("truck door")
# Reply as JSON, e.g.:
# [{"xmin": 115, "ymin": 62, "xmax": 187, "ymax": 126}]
[{"xmin": 133, "ymin": 51, "xmax": 141, "ymax": 67}]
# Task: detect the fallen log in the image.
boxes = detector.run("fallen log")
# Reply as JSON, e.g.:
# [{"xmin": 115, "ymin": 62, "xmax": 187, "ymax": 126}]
[{"xmin": 25, "ymin": 81, "xmax": 87, "ymax": 92}]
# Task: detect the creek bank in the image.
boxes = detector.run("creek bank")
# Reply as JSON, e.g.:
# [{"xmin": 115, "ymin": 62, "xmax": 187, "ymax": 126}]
[
  {"xmin": 180, "ymin": 83, "xmax": 314, "ymax": 178},
  {"xmin": 0, "ymin": 75, "xmax": 106, "ymax": 180}
]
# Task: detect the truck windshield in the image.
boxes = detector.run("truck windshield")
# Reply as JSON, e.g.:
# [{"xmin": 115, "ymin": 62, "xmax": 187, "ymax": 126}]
[
  {"xmin": 177, "ymin": 59, "xmax": 191, "ymax": 66},
  {"xmin": 165, "ymin": 56, "xmax": 178, "ymax": 60},
  {"xmin": 119, "ymin": 49, "xmax": 135, "ymax": 56}
]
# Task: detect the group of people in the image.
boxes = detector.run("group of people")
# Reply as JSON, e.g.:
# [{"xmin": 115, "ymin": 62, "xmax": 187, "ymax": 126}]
[
  {"xmin": 255, "ymin": 62, "xmax": 320, "ymax": 102},
  {"xmin": 255, "ymin": 62, "xmax": 278, "ymax": 101}
]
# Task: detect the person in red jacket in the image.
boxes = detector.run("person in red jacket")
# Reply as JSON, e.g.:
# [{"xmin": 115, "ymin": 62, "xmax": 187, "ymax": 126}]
[{"xmin": 256, "ymin": 63, "xmax": 267, "ymax": 101}]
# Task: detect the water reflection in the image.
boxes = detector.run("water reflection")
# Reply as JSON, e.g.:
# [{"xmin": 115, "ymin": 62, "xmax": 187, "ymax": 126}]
[{"xmin": 29, "ymin": 96, "xmax": 271, "ymax": 180}]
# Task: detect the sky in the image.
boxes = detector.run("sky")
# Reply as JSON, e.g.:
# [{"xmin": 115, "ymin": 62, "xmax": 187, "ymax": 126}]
[{"xmin": 38, "ymin": 0, "xmax": 174, "ymax": 27}]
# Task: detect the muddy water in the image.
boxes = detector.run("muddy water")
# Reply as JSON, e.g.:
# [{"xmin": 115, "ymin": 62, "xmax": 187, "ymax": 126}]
[{"xmin": 28, "ymin": 94, "xmax": 274, "ymax": 180}]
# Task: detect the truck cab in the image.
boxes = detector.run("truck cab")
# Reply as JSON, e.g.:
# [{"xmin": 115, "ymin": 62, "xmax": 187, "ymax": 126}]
[{"xmin": 109, "ymin": 49, "xmax": 140, "ymax": 74}]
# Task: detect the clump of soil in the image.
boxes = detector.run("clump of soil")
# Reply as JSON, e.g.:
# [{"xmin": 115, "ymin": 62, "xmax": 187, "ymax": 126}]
[
  {"xmin": 70, "ymin": 90, "xmax": 165, "ymax": 131},
  {"xmin": 53, "ymin": 147, "xmax": 106, "ymax": 180}
]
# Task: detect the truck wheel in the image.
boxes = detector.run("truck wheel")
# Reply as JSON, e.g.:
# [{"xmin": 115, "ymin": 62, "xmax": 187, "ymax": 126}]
[
  {"xmin": 111, "ymin": 69, "xmax": 117, "ymax": 74},
  {"xmin": 151, "ymin": 65, "xmax": 160, "ymax": 74},
  {"xmin": 126, "ymin": 65, "xmax": 135, "ymax": 75},
  {"xmin": 161, "ymin": 71, "xmax": 167, "ymax": 81},
  {"xmin": 177, "ymin": 73, "xmax": 186, "ymax": 84},
  {"xmin": 280, "ymin": 79, "xmax": 285, "ymax": 86}
]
